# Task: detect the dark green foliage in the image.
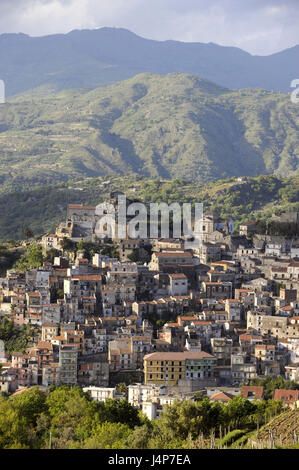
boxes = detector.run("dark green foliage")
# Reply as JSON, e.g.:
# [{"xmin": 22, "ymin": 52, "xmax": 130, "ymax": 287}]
[
  {"xmin": 0, "ymin": 386, "xmax": 292, "ymax": 449},
  {"xmin": 0, "ymin": 245, "xmax": 21, "ymax": 275},
  {"xmin": 97, "ymin": 398, "xmax": 141, "ymax": 429},
  {"xmin": 44, "ymin": 248, "xmax": 60, "ymax": 263},
  {"xmin": 143, "ymin": 310, "xmax": 178, "ymax": 330},
  {"xmin": 115, "ymin": 383, "xmax": 128, "ymax": 396},
  {"xmin": 127, "ymin": 249, "xmax": 140, "ymax": 263},
  {"xmin": 0, "ymin": 174, "xmax": 298, "ymax": 241},
  {"xmin": 23, "ymin": 228, "xmax": 33, "ymax": 239},
  {"xmin": 0, "ymin": 317, "xmax": 38, "ymax": 354},
  {"xmin": 59, "ymin": 238, "xmax": 76, "ymax": 252},
  {"xmin": 249, "ymin": 376, "xmax": 299, "ymax": 400},
  {"xmin": 124, "ymin": 423, "xmax": 153, "ymax": 449},
  {"xmin": 261, "ymin": 221, "xmax": 299, "ymax": 236},
  {"xmin": 0, "ymin": 386, "xmax": 141, "ymax": 449},
  {"xmin": 14, "ymin": 244, "xmax": 44, "ymax": 271}
]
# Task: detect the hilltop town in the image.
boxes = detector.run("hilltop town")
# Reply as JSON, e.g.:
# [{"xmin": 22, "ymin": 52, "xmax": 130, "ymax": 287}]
[{"xmin": 1, "ymin": 195, "xmax": 299, "ymax": 422}]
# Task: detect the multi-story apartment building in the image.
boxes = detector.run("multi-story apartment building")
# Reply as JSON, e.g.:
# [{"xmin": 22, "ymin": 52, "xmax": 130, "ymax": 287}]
[
  {"xmin": 231, "ymin": 352, "xmax": 257, "ymax": 383},
  {"xmin": 211, "ymin": 337, "xmax": 233, "ymax": 365},
  {"xmin": 82, "ymin": 386, "xmax": 116, "ymax": 402},
  {"xmin": 143, "ymin": 351, "xmax": 216, "ymax": 386},
  {"xmin": 59, "ymin": 345, "xmax": 78, "ymax": 385}
]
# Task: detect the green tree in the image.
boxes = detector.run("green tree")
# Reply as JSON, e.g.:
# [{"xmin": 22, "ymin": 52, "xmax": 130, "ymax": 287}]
[
  {"xmin": 250, "ymin": 377, "xmax": 299, "ymax": 400},
  {"xmin": 46, "ymin": 387, "xmax": 99, "ymax": 448},
  {"xmin": 225, "ymin": 396, "xmax": 256, "ymax": 428},
  {"xmin": 0, "ymin": 397, "xmax": 30, "ymax": 449},
  {"xmin": 97, "ymin": 399, "xmax": 141, "ymax": 428},
  {"xmin": 82, "ymin": 422, "xmax": 131, "ymax": 449},
  {"xmin": 127, "ymin": 249, "xmax": 140, "ymax": 263},
  {"xmin": 124, "ymin": 424, "xmax": 153, "ymax": 449},
  {"xmin": 14, "ymin": 244, "xmax": 44, "ymax": 271},
  {"xmin": 12, "ymin": 387, "xmax": 47, "ymax": 427},
  {"xmin": 23, "ymin": 228, "xmax": 33, "ymax": 239},
  {"xmin": 59, "ymin": 238, "xmax": 76, "ymax": 253},
  {"xmin": 45, "ymin": 248, "xmax": 60, "ymax": 263},
  {"xmin": 116, "ymin": 383, "xmax": 128, "ymax": 396}
]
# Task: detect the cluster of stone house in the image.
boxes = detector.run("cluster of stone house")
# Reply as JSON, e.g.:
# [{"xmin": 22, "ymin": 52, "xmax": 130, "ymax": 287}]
[{"xmin": 1, "ymin": 206, "xmax": 299, "ymax": 417}]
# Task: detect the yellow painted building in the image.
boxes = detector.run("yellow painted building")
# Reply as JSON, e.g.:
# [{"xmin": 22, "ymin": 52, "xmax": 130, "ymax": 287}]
[
  {"xmin": 211, "ymin": 261, "xmax": 235, "ymax": 272},
  {"xmin": 144, "ymin": 351, "xmax": 215, "ymax": 386}
]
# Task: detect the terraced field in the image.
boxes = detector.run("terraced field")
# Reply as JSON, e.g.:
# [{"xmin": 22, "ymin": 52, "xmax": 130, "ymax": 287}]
[{"xmin": 252, "ymin": 410, "xmax": 299, "ymax": 448}]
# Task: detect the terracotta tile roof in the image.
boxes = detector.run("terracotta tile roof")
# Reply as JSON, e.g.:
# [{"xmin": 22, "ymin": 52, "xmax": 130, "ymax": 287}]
[
  {"xmin": 131, "ymin": 336, "xmax": 152, "ymax": 341},
  {"xmin": 156, "ymin": 252, "xmax": 192, "ymax": 258},
  {"xmin": 239, "ymin": 334, "xmax": 253, "ymax": 342},
  {"xmin": 210, "ymin": 391, "xmax": 234, "ymax": 401},
  {"xmin": 255, "ymin": 344, "xmax": 275, "ymax": 350},
  {"xmin": 144, "ymin": 351, "xmax": 214, "ymax": 361},
  {"xmin": 71, "ymin": 274, "xmax": 102, "ymax": 281},
  {"xmin": 37, "ymin": 341, "xmax": 53, "ymax": 350},
  {"xmin": 241, "ymin": 386, "xmax": 264, "ymax": 399},
  {"xmin": 273, "ymin": 389, "xmax": 299, "ymax": 401}
]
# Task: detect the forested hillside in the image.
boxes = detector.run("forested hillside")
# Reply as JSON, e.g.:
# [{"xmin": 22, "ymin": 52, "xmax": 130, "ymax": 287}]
[
  {"xmin": 0, "ymin": 175, "xmax": 298, "ymax": 240},
  {"xmin": 0, "ymin": 73, "xmax": 298, "ymax": 190}
]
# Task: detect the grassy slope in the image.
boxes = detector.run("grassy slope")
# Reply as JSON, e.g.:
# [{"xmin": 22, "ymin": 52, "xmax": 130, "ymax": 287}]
[{"xmin": 0, "ymin": 73, "xmax": 298, "ymax": 191}]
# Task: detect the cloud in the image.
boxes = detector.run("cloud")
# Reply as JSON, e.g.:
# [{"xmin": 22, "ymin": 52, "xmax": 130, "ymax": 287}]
[{"xmin": 0, "ymin": 0, "xmax": 298, "ymax": 55}]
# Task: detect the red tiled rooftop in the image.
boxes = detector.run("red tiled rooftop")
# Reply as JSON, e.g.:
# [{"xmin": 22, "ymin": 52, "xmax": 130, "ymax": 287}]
[
  {"xmin": 241, "ymin": 386, "xmax": 264, "ymax": 399},
  {"xmin": 273, "ymin": 389, "xmax": 299, "ymax": 401}
]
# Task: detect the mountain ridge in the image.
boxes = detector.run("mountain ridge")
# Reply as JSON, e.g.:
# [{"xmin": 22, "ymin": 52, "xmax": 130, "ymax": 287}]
[
  {"xmin": 0, "ymin": 27, "xmax": 298, "ymax": 95},
  {"xmin": 0, "ymin": 73, "xmax": 298, "ymax": 189}
]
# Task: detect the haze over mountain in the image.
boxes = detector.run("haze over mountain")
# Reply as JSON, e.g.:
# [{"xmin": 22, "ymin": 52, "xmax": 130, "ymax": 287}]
[
  {"xmin": 0, "ymin": 27, "xmax": 299, "ymax": 96},
  {"xmin": 0, "ymin": 73, "xmax": 298, "ymax": 191}
]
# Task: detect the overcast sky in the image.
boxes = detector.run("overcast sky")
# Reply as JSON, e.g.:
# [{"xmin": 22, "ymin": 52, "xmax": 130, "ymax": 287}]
[{"xmin": 0, "ymin": 0, "xmax": 298, "ymax": 55}]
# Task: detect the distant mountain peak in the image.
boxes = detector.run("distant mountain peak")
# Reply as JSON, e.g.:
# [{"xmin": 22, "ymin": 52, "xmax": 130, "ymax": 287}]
[{"xmin": 0, "ymin": 27, "xmax": 298, "ymax": 95}]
